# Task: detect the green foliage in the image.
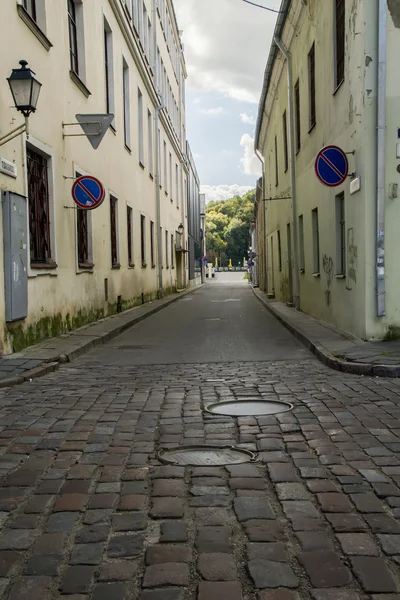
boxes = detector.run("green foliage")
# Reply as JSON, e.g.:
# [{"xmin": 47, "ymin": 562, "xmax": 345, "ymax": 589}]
[{"xmin": 206, "ymin": 190, "xmax": 255, "ymax": 266}]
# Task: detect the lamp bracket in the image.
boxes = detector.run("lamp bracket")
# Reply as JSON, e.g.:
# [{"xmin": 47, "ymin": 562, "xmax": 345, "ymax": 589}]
[{"xmin": 0, "ymin": 121, "xmax": 27, "ymax": 147}]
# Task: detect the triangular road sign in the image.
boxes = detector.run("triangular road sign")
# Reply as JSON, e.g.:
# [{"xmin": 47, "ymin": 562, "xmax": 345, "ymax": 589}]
[{"xmin": 75, "ymin": 114, "xmax": 114, "ymax": 149}]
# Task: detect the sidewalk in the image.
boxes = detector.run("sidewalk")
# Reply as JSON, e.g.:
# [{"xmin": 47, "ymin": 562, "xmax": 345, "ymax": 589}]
[
  {"xmin": 0, "ymin": 285, "xmax": 202, "ymax": 387},
  {"xmin": 253, "ymin": 287, "xmax": 400, "ymax": 377}
]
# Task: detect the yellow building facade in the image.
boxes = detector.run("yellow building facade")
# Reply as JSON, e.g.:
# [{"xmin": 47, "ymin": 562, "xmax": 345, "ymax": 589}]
[
  {"xmin": 256, "ymin": 0, "xmax": 400, "ymax": 340},
  {"xmin": 0, "ymin": 0, "xmax": 195, "ymax": 354}
]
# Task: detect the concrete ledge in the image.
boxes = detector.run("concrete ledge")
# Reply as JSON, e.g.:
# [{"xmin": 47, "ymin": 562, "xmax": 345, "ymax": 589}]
[{"xmin": 253, "ymin": 287, "xmax": 398, "ymax": 378}]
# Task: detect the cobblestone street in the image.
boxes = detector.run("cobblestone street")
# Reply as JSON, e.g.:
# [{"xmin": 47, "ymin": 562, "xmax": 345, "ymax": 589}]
[{"xmin": 0, "ymin": 276, "xmax": 400, "ymax": 599}]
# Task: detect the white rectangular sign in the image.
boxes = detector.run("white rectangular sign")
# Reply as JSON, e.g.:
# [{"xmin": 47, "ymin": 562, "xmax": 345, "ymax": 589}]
[{"xmin": 0, "ymin": 158, "xmax": 17, "ymax": 178}]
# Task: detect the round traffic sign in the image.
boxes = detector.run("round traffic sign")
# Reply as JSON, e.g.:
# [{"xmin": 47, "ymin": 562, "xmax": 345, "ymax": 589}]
[
  {"xmin": 72, "ymin": 175, "xmax": 105, "ymax": 210},
  {"xmin": 315, "ymin": 145, "xmax": 349, "ymax": 187}
]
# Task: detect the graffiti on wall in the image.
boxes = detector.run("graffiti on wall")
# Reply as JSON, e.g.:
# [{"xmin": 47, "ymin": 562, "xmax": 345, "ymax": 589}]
[
  {"xmin": 347, "ymin": 228, "xmax": 358, "ymax": 289},
  {"xmin": 322, "ymin": 254, "xmax": 334, "ymax": 307}
]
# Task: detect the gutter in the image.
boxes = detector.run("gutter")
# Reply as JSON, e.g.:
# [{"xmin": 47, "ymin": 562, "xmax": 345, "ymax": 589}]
[
  {"xmin": 376, "ymin": 0, "xmax": 387, "ymax": 317},
  {"xmin": 153, "ymin": 0, "xmax": 164, "ymax": 298}
]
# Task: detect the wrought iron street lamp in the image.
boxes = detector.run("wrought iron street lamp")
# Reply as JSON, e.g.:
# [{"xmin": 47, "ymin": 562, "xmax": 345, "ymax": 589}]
[{"xmin": 0, "ymin": 60, "xmax": 41, "ymax": 147}]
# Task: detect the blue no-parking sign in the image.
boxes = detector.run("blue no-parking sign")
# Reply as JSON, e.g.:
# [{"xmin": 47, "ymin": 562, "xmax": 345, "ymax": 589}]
[
  {"xmin": 72, "ymin": 175, "xmax": 105, "ymax": 210},
  {"xmin": 315, "ymin": 145, "xmax": 349, "ymax": 187}
]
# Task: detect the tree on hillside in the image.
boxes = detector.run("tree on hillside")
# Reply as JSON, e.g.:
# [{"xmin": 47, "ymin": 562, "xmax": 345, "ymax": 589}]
[{"xmin": 205, "ymin": 189, "xmax": 255, "ymax": 266}]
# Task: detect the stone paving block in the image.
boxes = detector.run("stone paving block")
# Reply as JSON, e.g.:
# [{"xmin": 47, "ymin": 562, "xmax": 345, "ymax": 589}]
[
  {"xmin": 152, "ymin": 466, "xmax": 185, "ymax": 479},
  {"xmin": 46, "ymin": 512, "xmax": 78, "ymax": 532},
  {"xmin": 376, "ymin": 534, "xmax": 400, "ymax": 555},
  {"xmin": 0, "ymin": 551, "xmax": 21, "ymax": 576},
  {"xmin": 150, "ymin": 498, "xmax": 184, "ymax": 518},
  {"xmin": 153, "ymin": 479, "xmax": 185, "ymax": 497},
  {"xmin": 24, "ymin": 554, "xmax": 62, "ymax": 575},
  {"xmin": 160, "ymin": 521, "xmax": 188, "ymax": 542},
  {"xmin": 306, "ymin": 480, "xmax": 340, "ymax": 493},
  {"xmin": 296, "ymin": 532, "xmax": 333, "ymax": 551},
  {"xmin": 143, "ymin": 563, "xmax": 190, "ymax": 587},
  {"xmin": 268, "ymin": 463, "xmax": 299, "ymax": 483},
  {"xmin": 350, "ymin": 557, "xmax": 399, "ymax": 592},
  {"xmin": 229, "ymin": 478, "xmax": 266, "ymax": 490},
  {"xmin": 281, "ymin": 501, "xmax": 321, "ymax": 520},
  {"xmin": 326, "ymin": 513, "xmax": 367, "ymax": 532},
  {"xmin": 195, "ymin": 507, "xmax": 230, "ymax": 526},
  {"xmin": 244, "ymin": 520, "xmax": 285, "ymax": 541},
  {"xmin": 350, "ymin": 493, "xmax": 385, "ymax": 513},
  {"xmin": 364, "ymin": 514, "xmax": 400, "ymax": 533},
  {"xmin": 258, "ymin": 592, "xmax": 300, "ymax": 600},
  {"xmin": 140, "ymin": 590, "xmax": 184, "ymax": 600},
  {"xmin": 246, "ymin": 542, "xmax": 288, "ymax": 562},
  {"xmin": 248, "ymin": 559, "xmax": 299, "ymax": 589},
  {"xmin": 8, "ymin": 576, "xmax": 53, "ymax": 600},
  {"xmin": 54, "ymin": 493, "xmax": 87, "ymax": 512},
  {"xmin": 70, "ymin": 542, "xmax": 104, "ymax": 565},
  {"xmin": 191, "ymin": 486, "xmax": 229, "ymax": 496},
  {"xmin": 311, "ymin": 592, "xmax": 360, "ymax": 600},
  {"xmin": 107, "ymin": 533, "xmax": 145, "ymax": 558},
  {"xmin": 197, "ymin": 581, "xmax": 243, "ymax": 600},
  {"xmin": 197, "ymin": 553, "xmax": 237, "ymax": 580},
  {"xmin": 112, "ymin": 512, "xmax": 146, "ymax": 532},
  {"xmin": 98, "ymin": 561, "xmax": 138, "ymax": 581},
  {"xmin": 0, "ymin": 529, "xmax": 37, "ymax": 550},
  {"xmin": 299, "ymin": 551, "xmax": 352, "ymax": 587},
  {"xmin": 234, "ymin": 497, "xmax": 274, "ymax": 521},
  {"xmin": 61, "ymin": 565, "xmax": 96, "ymax": 594},
  {"xmin": 75, "ymin": 524, "xmax": 110, "ymax": 543},
  {"xmin": 316, "ymin": 493, "xmax": 353, "ymax": 513},
  {"xmin": 146, "ymin": 544, "xmax": 192, "ymax": 565},
  {"xmin": 91, "ymin": 582, "xmax": 129, "ymax": 600},
  {"xmin": 190, "ymin": 495, "xmax": 231, "ymax": 507},
  {"xmin": 225, "ymin": 464, "xmax": 262, "ymax": 478},
  {"xmin": 276, "ymin": 482, "xmax": 310, "ymax": 500},
  {"xmin": 337, "ymin": 533, "xmax": 379, "ymax": 555},
  {"xmin": 196, "ymin": 527, "xmax": 232, "ymax": 553}
]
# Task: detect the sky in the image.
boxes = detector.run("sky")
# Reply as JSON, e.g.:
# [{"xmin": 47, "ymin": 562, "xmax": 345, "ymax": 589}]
[{"xmin": 173, "ymin": 0, "xmax": 279, "ymax": 203}]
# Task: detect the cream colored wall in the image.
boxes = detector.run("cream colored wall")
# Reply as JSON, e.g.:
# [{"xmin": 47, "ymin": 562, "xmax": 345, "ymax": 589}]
[
  {"xmin": 257, "ymin": 0, "xmax": 389, "ymax": 339},
  {"xmin": 0, "ymin": 0, "xmax": 189, "ymax": 353}
]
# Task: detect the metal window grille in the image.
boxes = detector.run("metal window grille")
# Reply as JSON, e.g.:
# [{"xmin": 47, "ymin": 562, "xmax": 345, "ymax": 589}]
[
  {"xmin": 274, "ymin": 136, "xmax": 279, "ymax": 186},
  {"xmin": 335, "ymin": 0, "xmax": 345, "ymax": 86},
  {"xmin": 150, "ymin": 221, "xmax": 155, "ymax": 266},
  {"xmin": 127, "ymin": 206, "xmax": 133, "ymax": 265},
  {"xmin": 171, "ymin": 233, "xmax": 174, "ymax": 267},
  {"xmin": 140, "ymin": 215, "xmax": 146, "ymax": 265},
  {"xmin": 282, "ymin": 111, "xmax": 288, "ymax": 172},
  {"xmin": 308, "ymin": 43, "xmax": 316, "ymax": 127},
  {"xmin": 68, "ymin": 0, "xmax": 79, "ymax": 75},
  {"xmin": 104, "ymin": 29, "xmax": 110, "ymax": 114},
  {"xmin": 295, "ymin": 80, "xmax": 301, "ymax": 151},
  {"xmin": 110, "ymin": 196, "xmax": 118, "ymax": 266},
  {"xmin": 24, "ymin": 0, "xmax": 37, "ymax": 20},
  {"xmin": 77, "ymin": 209, "xmax": 89, "ymax": 265},
  {"xmin": 277, "ymin": 230, "xmax": 282, "ymax": 271},
  {"xmin": 299, "ymin": 215, "xmax": 305, "ymax": 272},
  {"xmin": 123, "ymin": 63, "xmax": 130, "ymax": 148},
  {"xmin": 312, "ymin": 208, "xmax": 320, "ymax": 273},
  {"xmin": 27, "ymin": 148, "xmax": 51, "ymax": 264},
  {"xmin": 165, "ymin": 230, "xmax": 169, "ymax": 267},
  {"xmin": 337, "ymin": 194, "xmax": 345, "ymax": 274}
]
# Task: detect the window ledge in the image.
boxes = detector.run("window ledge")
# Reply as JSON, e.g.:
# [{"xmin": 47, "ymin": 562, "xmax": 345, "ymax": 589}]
[
  {"xmin": 142, "ymin": 263, "xmax": 147, "ymax": 268},
  {"xmin": 124, "ymin": 145, "xmax": 132, "ymax": 154},
  {"xmin": 335, "ymin": 274, "xmax": 345, "ymax": 279},
  {"xmin": 149, "ymin": 174, "xmax": 154, "ymax": 181},
  {"xmin": 308, "ymin": 122, "xmax": 316, "ymax": 134},
  {"xmin": 312, "ymin": 272, "xmax": 320, "ymax": 278},
  {"xmin": 70, "ymin": 71, "xmax": 91, "ymax": 98},
  {"xmin": 139, "ymin": 161, "xmax": 145, "ymax": 170},
  {"xmin": 78, "ymin": 262, "xmax": 94, "ymax": 270},
  {"xmin": 30, "ymin": 261, "xmax": 57, "ymax": 270},
  {"xmin": 112, "ymin": 263, "xmax": 121, "ymax": 270},
  {"xmin": 151, "ymin": 264, "xmax": 156, "ymax": 269},
  {"xmin": 300, "ymin": 269, "xmax": 305, "ymax": 274},
  {"xmin": 333, "ymin": 78, "xmax": 345, "ymax": 96},
  {"xmin": 17, "ymin": 4, "xmax": 52, "ymax": 51},
  {"xmin": 129, "ymin": 262, "xmax": 135, "ymax": 268}
]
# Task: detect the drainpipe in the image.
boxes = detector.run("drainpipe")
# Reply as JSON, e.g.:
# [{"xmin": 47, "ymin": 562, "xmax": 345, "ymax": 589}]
[
  {"xmin": 274, "ymin": 36, "xmax": 300, "ymax": 311},
  {"xmin": 376, "ymin": 0, "xmax": 387, "ymax": 317},
  {"xmin": 153, "ymin": 0, "xmax": 164, "ymax": 298},
  {"xmin": 255, "ymin": 150, "xmax": 267, "ymax": 292}
]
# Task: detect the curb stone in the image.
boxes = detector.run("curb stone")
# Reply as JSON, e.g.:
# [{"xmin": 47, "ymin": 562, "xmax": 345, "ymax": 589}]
[{"xmin": 252, "ymin": 287, "xmax": 399, "ymax": 378}]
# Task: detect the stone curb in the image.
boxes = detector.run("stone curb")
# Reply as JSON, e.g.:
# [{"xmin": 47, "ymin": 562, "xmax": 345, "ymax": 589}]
[
  {"xmin": 252, "ymin": 287, "xmax": 400, "ymax": 378},
  {"xmin": 0, "ymin": 285, "xmax": 203, "ymax": 388}
]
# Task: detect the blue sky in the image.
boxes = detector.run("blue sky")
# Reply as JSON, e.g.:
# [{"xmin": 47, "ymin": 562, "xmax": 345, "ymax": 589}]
[{"xmin": 173, "ymin": 0, "xmax": 279, "ymax": 202}]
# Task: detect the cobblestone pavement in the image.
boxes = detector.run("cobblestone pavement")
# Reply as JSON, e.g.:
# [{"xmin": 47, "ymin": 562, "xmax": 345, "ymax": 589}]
[{"xmin": 1, "ymin": 282, "xmax": 400, "ymax": 598}]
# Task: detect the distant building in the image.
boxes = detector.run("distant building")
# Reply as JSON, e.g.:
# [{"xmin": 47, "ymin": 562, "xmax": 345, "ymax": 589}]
[
  {"xmin": 0, "ymin": 0, "xmax": 200, "ymax": 354},
  {"xmin": 186, "ymin": 142, "xmax": 201, "ymax": 286},
  {"xmin": 255, "ymin": 0, "xmax": 400, "ymax": 340}
]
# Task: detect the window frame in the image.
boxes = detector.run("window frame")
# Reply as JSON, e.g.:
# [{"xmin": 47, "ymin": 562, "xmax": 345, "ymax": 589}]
[
  {"xmin": 148, "ymin": 109, "xmax": 154, "ymax": 177},
  {"xmin": 68, "ymin": 0, "xmax": 79, "ymax": 76},
  {"xmin": 138, "ymin": 88, "xmax": 144, "ymax": 166},
  {"xmin": 312, "ymin": 208, "xmax": 320, "ymax": 274},
  {"xmin": 277, "ymin": 229, "xmax": 282, "ymax": 271},
  {"xmin": 123, "ymin": 58, "xmax": 131, "ymax": 150},
  {"xmin": 274, "ymin": 135, "xmax": 279, "ymax": 187},
  {"xmin": 104, "ymin": 19, "xmax": 115, "ymax": 125},
  {"xmin": 171, "ymin": 233, "xmax": 174, "ymax": 268},
  {"xmin": 150, "ymin": 220, "xmax": 155, "ymax": 268},
  {"xmin": 140, "ymin": 214, "xmax": 146, "ymax": 267},
  {"xmin": 294, "ymin": 79, "xmax": 301, "ymax": 152},
  {"xmin": 335, "ymin": 193, "xmax": 345, "ymax": 275},
  {"xmin": 299, "ymin": 214, "xmax": 305, "ymax": 273},
  {"xmin": 127, "ymin": 205, "xmax": 134, "ymax": 267},
  {"xmin": 308, "ymin": 42, "xmax": 316, "ymax": 130},
  {"xmin": 165, "ymin": 229, "xmax": 169, "ymax": 268},
  {"xmin": 110, "ymin": 195, "xmax": 120, "ymax": 268},
  {"xmin": 282, "ymin": 110, "xmax": 288, "ymax": 173},
  {"xmin": 334, "ymin": 0, "xmax": 345, "ymax": 90}
]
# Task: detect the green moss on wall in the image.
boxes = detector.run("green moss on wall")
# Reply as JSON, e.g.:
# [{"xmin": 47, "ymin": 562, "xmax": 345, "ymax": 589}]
[{"xmin": 384, "ymin": 325, "xmax": 400, "ymax": 342}]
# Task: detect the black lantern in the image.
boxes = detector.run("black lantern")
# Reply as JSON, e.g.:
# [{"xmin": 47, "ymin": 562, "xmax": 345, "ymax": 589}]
[
  {"xmin": 7, "ymin": 60, "xmax": 42, "ymax": 117},
  {"xmin": 178, "ymin": 223, "xmax": 184, "ymax": 236}
]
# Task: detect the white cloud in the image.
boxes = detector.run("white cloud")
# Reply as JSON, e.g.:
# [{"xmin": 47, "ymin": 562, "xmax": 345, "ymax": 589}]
[
  {"xmin": 240, "ymin": 134, "xmax": 262, "ymax": 176},
  {"xmin": 240, "ymin": 113, "xmax": 256, "ymax": 126},
  {"xmin": 174, "ymin": 0, "xmax": 277, "ymax": 104},
  {"xmin": 200, "ymin": 184, "xmax": 254, "ymax": 203},
  {"xmin": 200, "ymin": 107, "xmax": 224, "ymax": 116}
]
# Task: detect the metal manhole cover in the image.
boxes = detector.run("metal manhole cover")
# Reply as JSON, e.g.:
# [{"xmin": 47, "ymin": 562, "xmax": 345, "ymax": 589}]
[
  {"xmin": 204, "ymin": 400, "xmax": 293, "ymax": 416},
  {"xmin": 157, "ymin": 446, "xmax": 256, "ymax": 466}
]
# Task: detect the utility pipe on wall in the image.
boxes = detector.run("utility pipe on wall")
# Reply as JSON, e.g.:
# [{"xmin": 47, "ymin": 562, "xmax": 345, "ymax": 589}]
[
  {"xmin": 376, "ymin": 0, "xmax": 387, "ymax": 317},
  {"xmin": 153, "ymin": 0, "xmax": 164, "ymax": 299},
  {"xmin": 274, "ymin": 36, "xmax": 300, "ymax": 310}
]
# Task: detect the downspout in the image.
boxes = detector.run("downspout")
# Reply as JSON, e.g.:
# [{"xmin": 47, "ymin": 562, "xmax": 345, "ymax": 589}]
[
  {"xmin": 255, "ymin": 150, "xmax": 267, "ymax": 292},
  {"xmin": 376, "ymin": 0, "xmax": 387, "ymax": 317},
  {"xmin": 274, "ymin": 36, "xmax": 300, "ymax": 311},
  {"xmin": 153, "ymin": 0, "xmax": 164, "ymax": 298}
]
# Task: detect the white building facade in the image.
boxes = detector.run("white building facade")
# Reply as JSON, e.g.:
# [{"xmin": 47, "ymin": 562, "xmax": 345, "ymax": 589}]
[
  {"xmin": 255, "ymin": 0, "xmax": 400, "ymax": 340},
  {"xmin": 0, "ymin": 0, "xmax": 194, "ymax": 354}
]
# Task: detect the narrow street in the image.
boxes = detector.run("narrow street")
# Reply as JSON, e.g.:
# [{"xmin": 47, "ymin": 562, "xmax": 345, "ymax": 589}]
[{"xmin": 0, "ymin": 274, "xmax": 400, "ymax": 599}]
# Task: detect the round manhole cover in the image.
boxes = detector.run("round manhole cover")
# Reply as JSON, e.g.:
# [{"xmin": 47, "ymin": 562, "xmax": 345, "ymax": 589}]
[
  {"xmin": 204, "ymin": 400, "xmax": 293, "ymax": 416},
  {"xmin": 157, "ymin": 446, "xmax": 256, "ymax": 466}
]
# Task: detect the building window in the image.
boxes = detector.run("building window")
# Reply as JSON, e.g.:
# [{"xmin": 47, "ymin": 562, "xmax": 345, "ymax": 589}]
[
  {"xmin": 27, "ymin": 148, "xmax": 52, "ymax": 265},
  {"xmin": 274, "ymin": 136, "xmax": 278, "ymax": 187},
  {"xmin": 164, "ymin": 141, "xmax": 167, "ymax": 193},
  {"xmin": 24, "ymin": 0, "xmax": 37, "ymax": 20},
  {"xmin": 308, "ymin": 43, "xmax": 316, "ymax": 129},
  {"xmin": 169, "ymin": 153, "xmax": 173, "ymax": 202},
  {"xmin": 282, "ymin": 111, "xmax": 288, "ymax": 172},
  {"xmin": 171, "ymin": 233, "xmax": 174, "ymax": 267},
  {"xmin": 68, "ymin": 0, "xmax": 79, "ymax": 74},
  {"xmin": 104, "ymin": 21, "xmax": 115, "ymax": 121},
  {"xmin": 158, "ymin": 128, "xmax": 161, "ymax": 186},
  {"xmin": 148, "ymin": 110, "xmax": 153, "ymax": 176},
  {"xmin": 277, "ymin": 230, "xmax": 282, "ymax": 271},
  {"xmin": 110, "ymin": 196, "xmax": 119, "ymax": 268},
  {"xmin": 299, "ymin": 215, "xmax": 305, "ymax": 272},
  {"xmin": 138, "ymin": 89, "xmax": 144, "ymax": 165},
  {"xmin": 77, "ymin": 209, "xmax": 89, "ymax": 266},
  {"xmin": 140, "ymin": 214, "xmax": 146, "ymax": 266},
  {"xmin": 127, "ymin": 206, "xmax": 134, "ymax": 266},
  {"xmin": 132, "ymin": 0, "xmax": 139, "ymax": 31},
  {"xmin": 312, "ymin": 208, "xmax": 320, "ymax": 273},
  {"xmin": 175, "ymin": 164, "xmax": 179, "ymax": 207},
  {"xmin": 294, "ymin": 80, "xmax": 301, "ymax": 152},
  {"xmin": 150, "ymin": 221, "xmax": 155, "ymax": 267},
  {"xmin": 336, "ymin": 193, "xmax": 345, "ymax": 274},
  {"xmin": 123, "ymin": 59, "xmax": 130, "ymax": 149},
  {"xmin": 165, "ymin": 230, "xmax": 169, "ymax": 267},
  {"xmin": 335, "ymin": 0, "xmax": 345, "ymax": 88}
]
